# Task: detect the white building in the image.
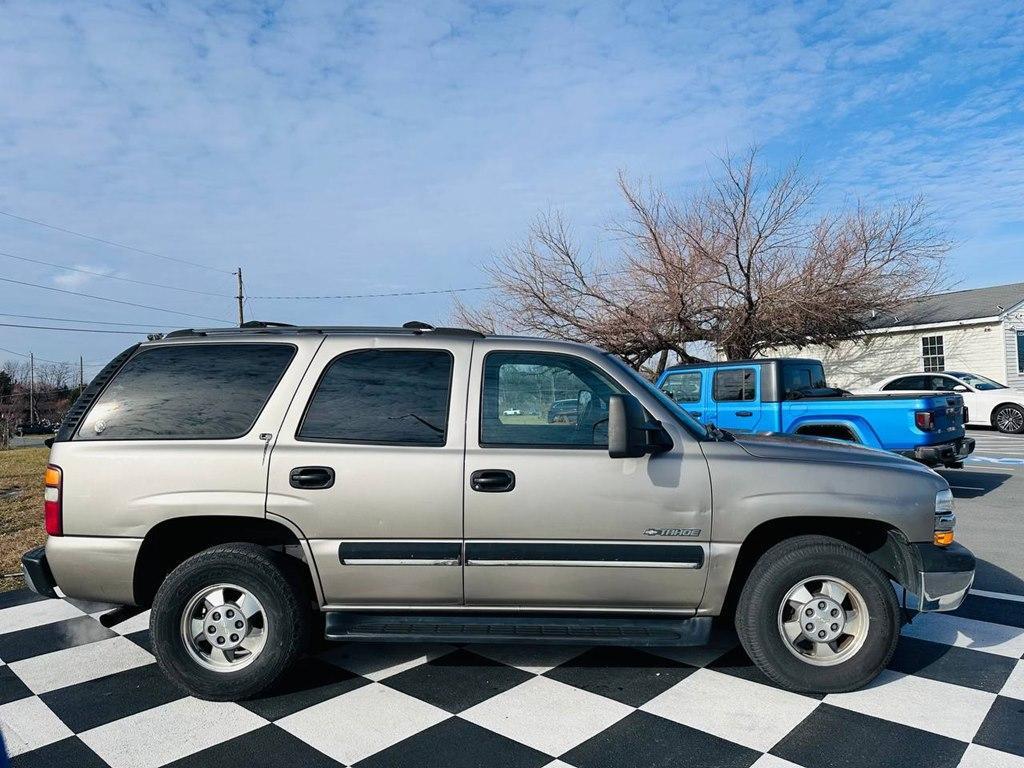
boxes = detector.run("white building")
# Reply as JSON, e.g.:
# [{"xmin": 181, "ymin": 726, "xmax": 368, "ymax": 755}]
[{"xmin": 775, "ymin": 281, "xmax": 1024, "ymax": 390}]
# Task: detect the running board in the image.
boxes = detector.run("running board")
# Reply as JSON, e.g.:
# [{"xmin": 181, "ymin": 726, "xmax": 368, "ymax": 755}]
[{"xmin": 324, "ymin": 612, "xmax": 711, "ymax": 646}]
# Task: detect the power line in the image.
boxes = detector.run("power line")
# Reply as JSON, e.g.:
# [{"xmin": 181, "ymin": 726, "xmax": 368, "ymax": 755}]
[
  {"xmin": 0, "ymin": 312, "xmax": 179, "ymax": 328},
  {"xmin": 0, "ymin": 346, "xmax": 67, "ymax": 364},
  {"xmin": 0, "ymin": 322, "xmax": 147, "ymax": 335},
  {"xmin": 249, "ymin": 286, "xmax": 491, "ymax": 300},
  {"xmin": 0, "ymin": 250, "xmax": 230, "ymax": 297},
  {"xmin": 0, "ymin": 208, "xmax": 234, "ymax": 274},
  {"xmin": 247, "ymin": 270, "xmax": 632, "ymax": 300},
  {"xmin": 0, "ymin": 276, "xmax": 231, "ymax": 323}
]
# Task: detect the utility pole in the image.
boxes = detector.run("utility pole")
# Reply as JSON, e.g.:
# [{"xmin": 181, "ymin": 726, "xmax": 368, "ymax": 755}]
[
  {"xmin": 235, "ymin": 267, "xmax": 245, "ymax": 326},
  {"xmin": 79, "ymin": 356, "xmax": 84, "ymax": 394},
  {"xmin": 29, "ymin": 352, "xmax": 35, "ymax": 426}
]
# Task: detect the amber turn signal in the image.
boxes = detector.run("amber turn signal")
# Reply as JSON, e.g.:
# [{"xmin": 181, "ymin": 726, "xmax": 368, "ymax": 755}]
[
  {"xmin": 44, "ymin": 466, "xmax": 61, "ymax": 487},
  {"xmin": 933, "ymin": 530, "xmax": 954, "ymax": 547}
]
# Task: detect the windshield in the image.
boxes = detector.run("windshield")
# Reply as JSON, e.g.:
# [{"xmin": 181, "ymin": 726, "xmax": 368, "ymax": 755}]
[
  {"xmin": 949, "ymin": 372, "xmax": 1007, "ymax": 391},
  {"xmin": 603, "ymin": 354, "xmax": 708, "ymax": 438}
]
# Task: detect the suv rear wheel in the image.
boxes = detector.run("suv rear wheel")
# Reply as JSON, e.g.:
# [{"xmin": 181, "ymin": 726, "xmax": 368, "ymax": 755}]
[
  {"xmin": 735, "ymin": 535, "xmax": 899, "ymax": 693},
  {"xmin": 150, "ymin": 543, "xmax": 311, "ymax": 700}
]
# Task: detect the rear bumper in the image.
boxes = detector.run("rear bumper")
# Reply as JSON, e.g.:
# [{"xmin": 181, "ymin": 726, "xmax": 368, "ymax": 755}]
[
  {"xmin": 904, "ymin": 437, "xmax": 975, "ymax": 465},
  {"xmin": 909, "ymin": 541, "xmax": 975, "ymax": 612},
  {"xmin": 21, "ymin": 546, "xmax": 59, "ymax": 599}
]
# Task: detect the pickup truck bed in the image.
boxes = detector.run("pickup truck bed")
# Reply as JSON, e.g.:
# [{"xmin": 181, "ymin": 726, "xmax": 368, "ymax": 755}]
[{"xmin": 657, "ymin": 357, "xmax": 974, "ymax": 467}]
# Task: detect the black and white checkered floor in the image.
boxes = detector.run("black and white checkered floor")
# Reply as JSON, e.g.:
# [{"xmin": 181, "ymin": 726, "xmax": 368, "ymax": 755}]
[{"xmin": 2, "ymin": 589, "xmax": 1024, "ymax": 768}]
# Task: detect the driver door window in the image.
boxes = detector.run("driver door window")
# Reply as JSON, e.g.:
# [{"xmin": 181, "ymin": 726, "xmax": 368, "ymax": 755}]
[{"xmin": 481, "ymin": 352, "xmax": 625, "ymax": 447}]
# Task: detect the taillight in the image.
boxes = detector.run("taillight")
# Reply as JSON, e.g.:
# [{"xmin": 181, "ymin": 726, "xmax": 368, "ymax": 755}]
[
  {"xmin": 44, "ymin": 464, "xmax": 62, "ymax": 536},
  {"xmin": 915, "ymin": 411, "xmax": 934, "ymax": 431}
]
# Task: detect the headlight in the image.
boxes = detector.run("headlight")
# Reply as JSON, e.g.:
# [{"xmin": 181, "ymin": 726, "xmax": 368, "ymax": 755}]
[
  {"xmin": 935, "ymin": 489, "xmax": 954, "ymax": 514},
  {"xmin": 934, "ymin": 489, "xmax": 955, "ymax": 546}
]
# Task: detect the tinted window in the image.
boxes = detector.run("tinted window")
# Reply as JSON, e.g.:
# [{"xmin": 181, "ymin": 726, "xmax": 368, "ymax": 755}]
[
  {"xmin": 927, "ymin": 376, "xmax": 958, "ymax": 391},
  {"xmin": 481, "ymin": 352, "xmax": 626, "ymax": 447},
  {"xmin": 713, "ymin": 368, "xmax": 755, "ymax": 401},
  {"xmin": 77, "ymin": 344, "xmax": 295, "ymax": 440},
  {"xmin": 661, "ymin": 371, "xmax": 702, "ymax": 403},
  {"xmin": 782, "ymin": 363, "xmax": 827, "ymax": 398},
  {"xmin": 299, "ymin": 350, "xmax": 452, "ymax": 445},
  {"xmin": 883, "ymin": 376, "xmax": 927, "ymax": 391}
]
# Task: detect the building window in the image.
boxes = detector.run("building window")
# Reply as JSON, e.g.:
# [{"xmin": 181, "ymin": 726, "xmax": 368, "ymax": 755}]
[
  {"xmin": 1017, "ymin": 331, "xmax": 1024, "ymax": 372},
  {"xmin": 921, "ymin": 335, "xmax": 945, "ymax": 372}
]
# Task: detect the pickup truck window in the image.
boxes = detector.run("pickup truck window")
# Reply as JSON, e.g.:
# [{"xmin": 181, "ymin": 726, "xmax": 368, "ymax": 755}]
[
  {"xmin": 660, "ymin": 371, "xmax": 701, "ymax": 403},
  {"xmin": 299, "ymin": 349, "xmax": 453, "ymax": 445},
  {"xmin": 713, "ymin": 368, "xmax": 755, "ymax": 402},
  {"xmin": 76, "ymin": 343, "xmax": 296, "ymax": 441},
  {"xmin": 481, "ymin": 352, "xmax": 624, "ymax": 447},
  {"xmin": 781, "ymin": 362, "xmax": 828, "ymax": 399}
]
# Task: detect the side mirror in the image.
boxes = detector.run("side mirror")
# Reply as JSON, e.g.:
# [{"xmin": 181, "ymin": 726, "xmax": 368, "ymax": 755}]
[
  {"xmin": 608, "ymin": 394, "xmax": 671, "ymax": 458},
  {"xmin": 953, "ymin": 384, "xmax": 969, "ymax": 393}
]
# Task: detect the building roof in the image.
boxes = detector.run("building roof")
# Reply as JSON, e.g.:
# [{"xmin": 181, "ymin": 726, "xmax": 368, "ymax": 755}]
[{"xmin": 865, "ymin": 281, "xmax": 1024, "ymax": 330}]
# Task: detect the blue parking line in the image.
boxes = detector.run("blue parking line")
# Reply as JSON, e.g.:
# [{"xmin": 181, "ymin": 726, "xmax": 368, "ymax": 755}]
[{"xmin": 967, "ymin": 456, "xmax": 1024, "ymax": 466}]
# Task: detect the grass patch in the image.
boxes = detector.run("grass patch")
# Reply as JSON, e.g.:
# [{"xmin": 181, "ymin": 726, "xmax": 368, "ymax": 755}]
[{"xmin": 0, "ymin": 447, "xmax": 48, "ymax": 592}]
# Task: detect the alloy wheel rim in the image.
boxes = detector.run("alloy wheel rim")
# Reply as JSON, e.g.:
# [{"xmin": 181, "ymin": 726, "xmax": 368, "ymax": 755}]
[
  {"xmin": 777, "ymin": 575, "xmax": 869, "ymax": 667},
  {"xmin": 180, "ymin": 583, "xmax": 267, "ymax": 673},
  {"xmin": 996, "ymin": 408, "xmax": 1023, "ymax": 433}
]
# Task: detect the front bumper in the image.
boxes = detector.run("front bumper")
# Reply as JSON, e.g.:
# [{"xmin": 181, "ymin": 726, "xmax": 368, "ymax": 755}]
[
  {"xmin": 21, "ymin": 546, "xmax": 59, "ymax": 599},
  {"xmin": 909, "ymin": 541, "xmax": 975, "ymax": 612},
  {"xmin": 906, "ymin": 437, "xmax": 976, "ymax": 466}
]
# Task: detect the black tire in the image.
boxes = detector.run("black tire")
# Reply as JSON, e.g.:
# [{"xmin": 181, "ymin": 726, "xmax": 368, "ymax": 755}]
[
  {"xmin": 735, "ymin": 535, "xmax": 899, "ymax": 694},
  {"xmin": 150, "ymin": 543, "xmax": 312, "ymax": 701},
  {"xmin": 993, "ymin": 404, "xmax": 1024, "ymax": 434}
]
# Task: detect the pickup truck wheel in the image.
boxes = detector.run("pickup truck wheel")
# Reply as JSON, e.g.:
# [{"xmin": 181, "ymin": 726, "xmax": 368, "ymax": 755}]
[
  {"xmin": 150, "ymin": 543, "xmax": 311, "ymax": 701},
  {"xmin": 994, "ymin": 404, "xmax": 1024, "ymax": 434},
  {"xmin": 735, "ymin": 535, "xmax": 899, "ymax": 693}
]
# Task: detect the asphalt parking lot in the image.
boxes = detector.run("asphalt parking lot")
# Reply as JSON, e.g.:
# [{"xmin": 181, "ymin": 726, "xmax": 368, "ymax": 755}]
[
  {"xmin": 940, "ymin": 429, "xmax": 1024, "ymax": 595},
  {"xmin": 2, "ymin": 428, "xmax": 1024, "ymax": 768}
]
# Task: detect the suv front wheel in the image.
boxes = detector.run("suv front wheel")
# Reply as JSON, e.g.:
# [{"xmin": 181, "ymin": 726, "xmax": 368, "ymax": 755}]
[
  {"xmin": 735, "ymin": 535, "xmax": 900, "ymax": 693},
  {"xmin": 151, "ymin": 543, "xmax": 312, "ymax": 700}
]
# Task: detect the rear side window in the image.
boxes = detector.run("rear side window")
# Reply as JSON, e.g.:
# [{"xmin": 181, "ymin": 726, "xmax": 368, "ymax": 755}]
[
  {"xmin": 298, "ymin": 349, "xmax": 453, "ymax": 445},
  {"xmin": 77, "ymin": 344, "xmax": 295, "ymax": 440},
  {"xmin": 781, "ymin": 363, "xmax": 827, "ymax": 399},
  {"xmin": 883, "ymin": 376, "xmax": 926, "ymax": 391},
  {"xmin": 713, "ymin": 368, "xmax": 755, "ymax": 402},
  {"xmin": 660, "ymin": 371, "xmax": 702, "ymax": 403}
]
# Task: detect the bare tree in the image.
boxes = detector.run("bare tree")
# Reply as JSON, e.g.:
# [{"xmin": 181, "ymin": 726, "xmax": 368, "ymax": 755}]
[{"xmin": 456, "ymin": 147, "xmax": 949, "ymax": 373}]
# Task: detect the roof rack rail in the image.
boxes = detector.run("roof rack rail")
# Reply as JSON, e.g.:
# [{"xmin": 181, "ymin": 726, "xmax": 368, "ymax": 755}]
[{"xmin": 162, "ymin": 321, "xmax": 485, "ymax": 340}]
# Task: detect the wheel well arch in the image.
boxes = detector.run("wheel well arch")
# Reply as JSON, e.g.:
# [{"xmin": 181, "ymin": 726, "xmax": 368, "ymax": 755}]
[
  {"xmin": 792, "ymin": 423, "xmax": 860, "ymax": 443},
  {"xmin": 720, "ymin": 516, "xmax": 904, "ymax": 617},
  {"xmin": 133, "ymin": 515, "xmax": 311, "ymax": 608}
]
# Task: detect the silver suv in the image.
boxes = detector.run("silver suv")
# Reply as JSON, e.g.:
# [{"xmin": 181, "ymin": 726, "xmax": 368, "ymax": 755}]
[{"xmin": 21, "ymin": 322, "xmax": 975, "ymax": 700}]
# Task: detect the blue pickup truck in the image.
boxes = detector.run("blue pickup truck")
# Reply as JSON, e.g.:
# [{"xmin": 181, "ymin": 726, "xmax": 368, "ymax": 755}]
[{"xmin": 656, "ymin": 358, "xmax": 975, "ymax": 468}]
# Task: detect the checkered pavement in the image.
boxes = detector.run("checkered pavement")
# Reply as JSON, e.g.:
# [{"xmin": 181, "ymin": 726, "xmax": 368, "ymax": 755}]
[{"xmin": 2, "ymin": 588, "xmax": 1024, "ymax": 768}]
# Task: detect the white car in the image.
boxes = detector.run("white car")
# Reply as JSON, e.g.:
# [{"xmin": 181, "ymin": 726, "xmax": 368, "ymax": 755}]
[{"xmin": 859, "ymin": 371, "xmax": 1024, "ymax": 433}]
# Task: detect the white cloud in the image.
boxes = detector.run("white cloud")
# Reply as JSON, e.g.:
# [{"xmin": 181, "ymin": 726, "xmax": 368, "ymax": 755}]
[{"xmin": 0, "ymin": 0, "xmax": 1020, "ymax": 362}]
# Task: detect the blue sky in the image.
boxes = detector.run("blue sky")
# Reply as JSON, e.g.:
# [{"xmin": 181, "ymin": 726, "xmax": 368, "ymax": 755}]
[{"xmin": 0, "ymin": 0, "xmax": 1022, "ymax": 369}]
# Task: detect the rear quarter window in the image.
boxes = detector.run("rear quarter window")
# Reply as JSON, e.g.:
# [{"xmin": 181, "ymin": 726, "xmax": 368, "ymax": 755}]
[{"xmin": 76, "ymin": 343, "xmax": 295, "ymax": 440}]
